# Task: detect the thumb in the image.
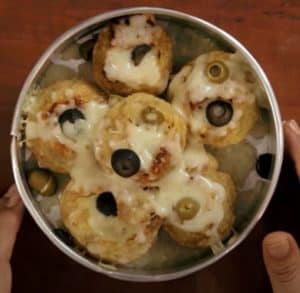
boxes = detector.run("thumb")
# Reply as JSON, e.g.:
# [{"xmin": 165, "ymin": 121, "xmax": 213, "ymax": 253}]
[
  {"xmin": 0, "ymin": 185, "xmax": 24, "ymax": 262},
  {"xmin": 263, "ymin": 232, "xmax": 300, "ymax": 293},
  {"xmin": 284, "ymin": 120, "xmax": 300, "ymax": 178}
]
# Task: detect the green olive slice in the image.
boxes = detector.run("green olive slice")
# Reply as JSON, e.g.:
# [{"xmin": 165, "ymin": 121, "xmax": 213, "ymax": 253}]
[
  {"xmin": 205, "ymin": 61, "xmax": 229, "ymax": 83},
  {"xmin": 175, "ymin": 197, "xmax": 200, "ymax": 221},
  {"xmin": 141, "ymin": 107, "xmax": 164, "ymax": 125},
  {"xmin": 206, "ymin": 100, "xmax": 233, "ymax": 127},
  {"xmin": 27, "ymin": 169, "xmax": 57, "ymax": 196}
]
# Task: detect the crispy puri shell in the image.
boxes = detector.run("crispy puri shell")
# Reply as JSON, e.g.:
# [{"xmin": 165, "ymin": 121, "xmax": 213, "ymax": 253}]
[
  {"xmin": 27, "ymin": 138, "xmax": 75, "ymax": 173},
  {"xmin": 92, "ymin": 17, "xmax": 172, "ymax": 95},
  {"xmin": 60, "ymin": 183, "xmax": 162, "ymax": 264},
  {"xmin": 168, "ymin": 51, "xmax": 259, "ymax": 147},
  {"xmin": 26, "ymin": 79, "xmax": 106, "ymax": 173}
]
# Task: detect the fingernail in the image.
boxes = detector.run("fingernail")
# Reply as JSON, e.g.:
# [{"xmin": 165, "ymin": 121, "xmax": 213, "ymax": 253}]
[
  {"xmin": 266, "ymin": 236, "xmax": 290, "ymax": 259},
  {"xmin": 288, "ymin": 120, "xmax": 300, "ymax": 136}
]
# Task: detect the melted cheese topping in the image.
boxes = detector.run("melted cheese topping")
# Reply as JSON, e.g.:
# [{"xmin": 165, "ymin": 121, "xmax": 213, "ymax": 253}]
[
  {"xmin": 61, "ymin": 119, "xmax": 85, "ymax": 140},
  {"xmin": 26, "ymin": 96, "xmax": 109, "ymax": 192},
  {"xmin": 75, "ymin": 195, "xmax": 134, "ymax": 242},
  {"xmin": 170, "ymin": 53, "xmax": 256, "ymax": 106},
  {"xmin": 128, "ymin": 122, "xmax": 183, "ymax": 173},
  {"xmin": 169, "ymin": 53, "xmax": 257, "ymax": 137},
  {"xmin": 65, "ymin": 101, "xmax": 109, "ymax": 192},
  {"xmin": 26, "ymin": 112, "xmax": 70, "ymax": 145},
  {"xmin": 26, "ymin": 86, "xmax": 229, "ymax": 241},
  {"xmin": 144, "ymin": 143, "xmax": 226, "ymax": 234},
  {"xmin": 104, "ymin": 47, "xmax": 162, "ymax": 90},
  {"xmin": 182, "ymin": 142, "xmax": 213, "ymax": 170},
  {"xmin": 165, "ymin": 175, "xmax": 225, "ymax": 235},
  {"xmin": 103, "ymin": 117, "xmax": 182, "ymax": 175},
  {"xmin": 127, "ymin": 123, "xmax": 165, "ymax": 170},
  {"xmin": 72, "ymin": 190, "xmax": 151, "ymax": 244}
]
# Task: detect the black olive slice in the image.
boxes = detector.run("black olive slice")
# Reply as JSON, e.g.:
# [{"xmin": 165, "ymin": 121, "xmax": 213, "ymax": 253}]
[
  {"xmin": 256, "ymin": 153, "xmax": 274, "ymax": 179},
  {"xmin": 206, "ymin": 100, "xmax": 233, "ymax": 127},
  {"xmin": 96, "ymin": 192, "xmax": 117, "ymax": 216},
  {"xmin": 54, "ymin": 228, "xmax": 74, "ymax": 247},
  {"xmin": 111, "ymin": 149, "xmax": 140, "ymax": 177},
  {"xmin": 131, "ymin": 44, "xmax": 152, "ymax": 66},
  {"xmin": 58, "ymin": 108, "xmax": 85, "ymax": 125},
  {"xmin": 58, "ymin": 108, "xmax": 85, "ymax": 139}
]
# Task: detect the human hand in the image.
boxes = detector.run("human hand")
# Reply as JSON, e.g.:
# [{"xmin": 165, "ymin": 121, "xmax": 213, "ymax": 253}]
[
  {"xmin": 263, "ymin": 119, "xmax": 300, "ymax": 293},
  {"xmin": 0, "ymin": 185, "xmax": 24, "ymax": 293}
]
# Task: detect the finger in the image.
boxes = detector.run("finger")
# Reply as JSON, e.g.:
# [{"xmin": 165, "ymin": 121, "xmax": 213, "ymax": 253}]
[
  {"xmin": 0, "ymin": 185, "xmax": 24, "ymax": 262},
  {"xmin": 0, "ymin": 185, "xmax": 22, "ymax": 209},
  {"xmin": 284, "ymin": 120, "xmax": 300, "ymax": 177},
  {"xmin": 263, "ymin": 232, "xmax": 300, "ymax": 293},
  {"xmin": 0, "ymin": 262, "xmax": 11, "ymax": 293}
]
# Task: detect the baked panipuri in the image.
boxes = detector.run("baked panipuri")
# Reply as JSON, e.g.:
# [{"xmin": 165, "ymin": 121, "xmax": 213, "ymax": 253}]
[
  {"xmin": 164, "ymin": 168, "xmax": 236, "ymax": 247},
  {"xmin": 25, "ymin": 79, "xmax": 108, "ymax": 173},
  {"xmin": 168, "ymin": 51, "xmax": 259, "ymax": 147},
  {"xmin": 93, "ymin": 14, "xmax": 172, "ymax": 95},
  {"xmin": 94, "ymin": 92, "xmax": 187, "ymax": 183},
  {"xmin": 60, "ymin": 181, "xmax": 162, "ymax": 264}
]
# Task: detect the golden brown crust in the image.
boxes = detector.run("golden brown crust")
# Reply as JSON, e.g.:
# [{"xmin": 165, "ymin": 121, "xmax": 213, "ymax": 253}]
[
  {"xmin": 92, "ymin": 15, "xmax": 172, "ymax": 95},
  {"xmin": 164, "ymin": 169, "xmax": 236, "ymax": 248},
  {"xmin": 27, "ymin": 139, "xmax": 75, "ymax": 173}
]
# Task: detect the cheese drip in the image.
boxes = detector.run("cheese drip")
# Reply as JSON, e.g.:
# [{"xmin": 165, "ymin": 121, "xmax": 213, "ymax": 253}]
[
  {"xmin": 104, "ymin": 48, "xmax": 162, "ymax": 90},
  {"xmin": 128, "ymin": 121, "xmax": 183, "ymax": 173},
  {"xmin": 169, "ymin": 52, "xmax": 256, "ymax": 106}
]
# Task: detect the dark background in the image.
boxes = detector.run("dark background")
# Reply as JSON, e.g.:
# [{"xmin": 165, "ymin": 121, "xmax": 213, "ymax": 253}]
[{"xmin": 0, "ymin": 1, "xmax": 299, "ymax": 292}]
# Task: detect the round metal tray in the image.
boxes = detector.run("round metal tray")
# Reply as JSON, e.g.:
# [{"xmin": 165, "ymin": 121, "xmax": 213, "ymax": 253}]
[{"xmin": 11, "ymin": 7, "xmax": 283, "ymax": 282}]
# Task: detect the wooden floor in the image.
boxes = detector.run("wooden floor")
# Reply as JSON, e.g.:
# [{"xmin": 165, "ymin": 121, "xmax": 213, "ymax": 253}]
[{"xmin": 0, "ymin": 1, "xmax": 299, "ymax": 292}]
